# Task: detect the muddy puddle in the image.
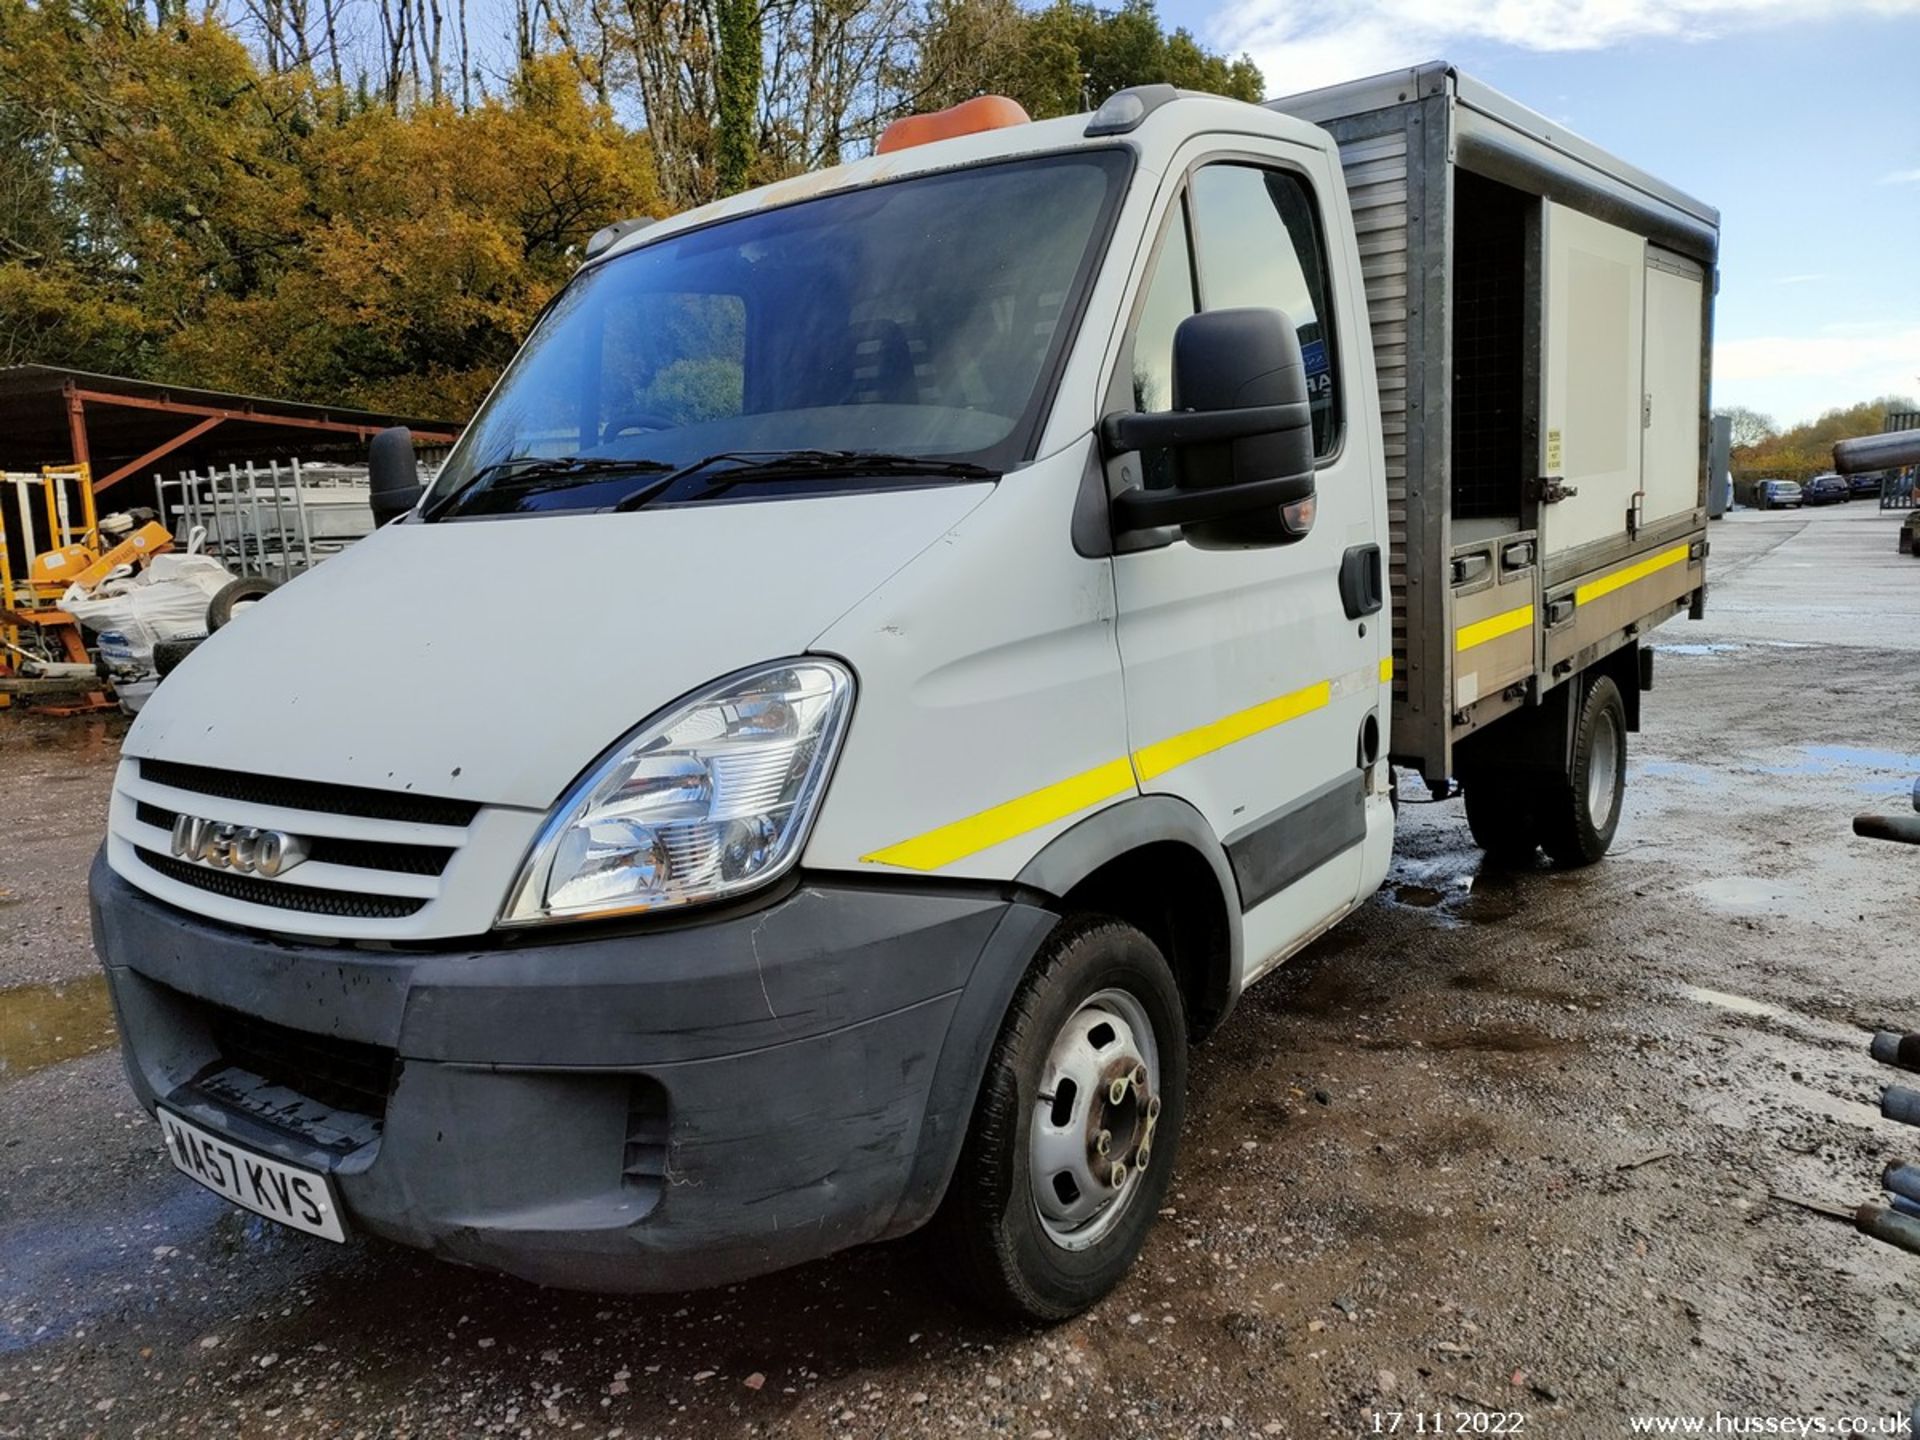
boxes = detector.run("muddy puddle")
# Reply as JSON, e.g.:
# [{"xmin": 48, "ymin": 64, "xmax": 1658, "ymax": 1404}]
[
  {"xmin": 1384, "ymin": 853, "xmax": 1528, "ymax": 926},
  {"xmin": 0, "ymin": 974, "xmax": 117, "ymax": 1084}
]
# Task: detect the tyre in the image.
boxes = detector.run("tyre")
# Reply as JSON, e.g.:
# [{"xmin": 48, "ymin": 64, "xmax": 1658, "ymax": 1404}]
[
  {"xmin": 206, "ymin": 577, "xmax": 278, "ymax": 631},
  {"xmin": 152, "ymin": 636, "xmax": 206, "ymax": 676},
  {"xmin": 1463, "ymin": 773, "xmax": 1539, "ymax": 863},
  {"xmin": 1537, "ymin": 675, "xmax": 1627, "ymax": 868},
  {"xmin": 937, "ymin": 915, "xmax": 1187, "ymax": 1322}
]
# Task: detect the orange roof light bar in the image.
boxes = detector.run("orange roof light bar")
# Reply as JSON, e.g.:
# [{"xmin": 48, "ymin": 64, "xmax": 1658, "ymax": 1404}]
[{"xmin": 877, "ymin": 96, "xmax": 1032, "ymax": 155}]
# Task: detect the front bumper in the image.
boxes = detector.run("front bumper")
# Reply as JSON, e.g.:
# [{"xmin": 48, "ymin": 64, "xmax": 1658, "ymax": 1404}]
[{"xmin": 89, "ymin": 851, "xmax": 1055, "ymax": 1291}]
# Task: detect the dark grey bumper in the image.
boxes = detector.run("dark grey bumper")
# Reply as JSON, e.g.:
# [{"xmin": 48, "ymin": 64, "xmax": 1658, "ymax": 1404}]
[{"xmin": 89, "ymin": 852, "xmax": 1056, "ymax": 1291}]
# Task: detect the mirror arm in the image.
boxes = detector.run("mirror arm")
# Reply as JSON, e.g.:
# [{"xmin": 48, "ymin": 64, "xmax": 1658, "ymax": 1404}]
[
  {"xmin": 1100, "ymin": 400, "xmax": 1313, "ymax": 455},
  {"xmin": 1112, "ymin": 472, "xmax": 1315, "ymax": 534}
]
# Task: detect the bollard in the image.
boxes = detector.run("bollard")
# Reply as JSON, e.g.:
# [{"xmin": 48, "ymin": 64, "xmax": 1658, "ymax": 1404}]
[
  {"xmin": 1856, "ymin": 1203, "xmax": 1920, "ymax": 1256},
  {"xmin": 1884, "ymin": 1085, "xmax": 1920, "ymax": 1128},
  {"xmin": 1872, "ymin": 1032, "xmax": 1920, "ymax": 1075}
]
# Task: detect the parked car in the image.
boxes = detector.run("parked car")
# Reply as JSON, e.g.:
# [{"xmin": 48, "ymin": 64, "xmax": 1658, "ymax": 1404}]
[
  {"xmin": 90, "ymin": 70, "xmax": 1718, "ymax": 1320},
  {"xmin": 1803, "ymin": 473, "xmax": 1850, "ymax": 506},
  {"xmin": 1850, "ymin": 470, "xmax": 1885, "ymax": 500},
  {"xmin": 1755, "ymin": 479, "xmax": 1803, "ymax": 509}
]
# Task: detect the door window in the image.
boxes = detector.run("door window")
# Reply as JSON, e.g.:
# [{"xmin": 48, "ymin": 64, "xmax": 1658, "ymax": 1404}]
[
  {"xmin": 1126, "ymin": 201, "xmax": 1198, "ymax": 490},
  {"xmin": 1188, "ymin": 163, "xmax": 1341, "ymax": 456}
]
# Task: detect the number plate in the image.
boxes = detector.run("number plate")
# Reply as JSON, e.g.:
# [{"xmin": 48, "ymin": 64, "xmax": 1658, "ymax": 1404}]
[{"xmin": 157, "ymin": 1108, "xmax": 346, "ymax": 1243}]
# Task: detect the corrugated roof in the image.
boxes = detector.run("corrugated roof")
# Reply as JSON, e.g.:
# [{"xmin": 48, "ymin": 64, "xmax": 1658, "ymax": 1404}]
[{"xmin": 0, "ymin": 364, "xmax": 463, "ymax": 487}]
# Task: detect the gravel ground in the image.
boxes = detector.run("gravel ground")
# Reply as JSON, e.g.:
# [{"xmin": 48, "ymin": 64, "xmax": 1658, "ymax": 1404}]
[{"xmin": 3, "ymin": 502, "xmax": 1918, "ymax": 1438}]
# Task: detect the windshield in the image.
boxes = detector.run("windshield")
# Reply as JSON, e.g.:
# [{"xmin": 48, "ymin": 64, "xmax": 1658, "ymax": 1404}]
[{"xmin": 426, "ymin": 149, "xmax": 1131, "ymax": 517}]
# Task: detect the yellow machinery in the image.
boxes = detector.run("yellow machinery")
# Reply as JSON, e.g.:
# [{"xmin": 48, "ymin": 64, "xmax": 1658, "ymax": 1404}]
[{"xmin": 1, "ymin": 464, "xmax": 173, "ymax": 713}]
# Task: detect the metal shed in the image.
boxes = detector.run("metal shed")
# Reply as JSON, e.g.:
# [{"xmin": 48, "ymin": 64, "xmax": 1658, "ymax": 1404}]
[{"xmin": 0, "ymin": 365, "xmax": 461, "ymax": 491}]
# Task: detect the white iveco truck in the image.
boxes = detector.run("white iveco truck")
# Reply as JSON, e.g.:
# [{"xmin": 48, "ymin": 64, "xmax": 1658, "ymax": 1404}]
[{"xmin": 92, "ymin": 64, "xmax": 1718, "ymax": 1319}]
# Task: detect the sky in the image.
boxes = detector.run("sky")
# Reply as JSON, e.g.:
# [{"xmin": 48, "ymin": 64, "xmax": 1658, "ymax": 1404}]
[{"xmin": 1151, "ymin": 0, "xmax": 1920, "ymax": 429}]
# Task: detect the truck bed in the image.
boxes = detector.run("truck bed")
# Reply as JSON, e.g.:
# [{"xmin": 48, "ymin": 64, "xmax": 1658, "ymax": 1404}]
[{"xmin": 1271, "ymin": 64, "xmax": 1720, "ymax": 787}]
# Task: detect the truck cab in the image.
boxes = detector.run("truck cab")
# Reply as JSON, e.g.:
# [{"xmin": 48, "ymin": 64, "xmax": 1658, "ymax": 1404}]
[{"xmin": 91, "ymin": 74, "xmax": 1714, "ymax": 1319}]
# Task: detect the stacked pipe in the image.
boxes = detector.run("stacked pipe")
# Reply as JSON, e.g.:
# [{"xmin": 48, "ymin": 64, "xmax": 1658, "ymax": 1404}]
[
  {"xmin": 1852, "ymin": 777, "xmax": 1920, "ymax": 846},
  {"xmin": 1832, "ymin": 428, "xmax": 1920, "ymax": 475},
  {"xmin": 1865, "ymin": 1031, "xmax": 1920, "ymax": 1254}
]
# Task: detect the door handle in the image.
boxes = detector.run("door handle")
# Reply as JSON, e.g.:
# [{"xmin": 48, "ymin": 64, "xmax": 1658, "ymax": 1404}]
[{"xmin": 1339, "ymin": 544, "xmax": 1383, "ymax": 619}]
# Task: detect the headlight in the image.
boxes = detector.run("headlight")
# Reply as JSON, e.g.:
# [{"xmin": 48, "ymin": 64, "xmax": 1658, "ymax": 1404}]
[{"xmin": 501, "ymin": 659, "xmax": 854, "ymax": 925}]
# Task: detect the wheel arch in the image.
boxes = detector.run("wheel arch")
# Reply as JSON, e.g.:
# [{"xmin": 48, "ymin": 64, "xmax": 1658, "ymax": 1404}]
[{"xmin": 1016, "ymin": 796, "xmax": 1242, "ymax": 1041}]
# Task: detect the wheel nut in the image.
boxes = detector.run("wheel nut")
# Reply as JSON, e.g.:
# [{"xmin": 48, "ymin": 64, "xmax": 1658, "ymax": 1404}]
[
  {"xmin": 1136, "ymin": 1143, "xmax": 1151, "ymax": 1169},
  {"xmin": 1110, "ymin": 1077, "xmax": 1128, "ymax": 1105},
  {"xmin": 1109, "ymin": 1162, "xmax": 1128, "ymax": 1188},
  {"xmin": 1096, "ymin": 1129, "xmax": 1112, "ymax": 1156},
  {"xmin": 1147, "ymin": 1094, "xmax": 1162, "ymax": 1121},
  {"xmin": 1132, "ymin": 1064, "xmax": 1147, "ymax": 1093}
]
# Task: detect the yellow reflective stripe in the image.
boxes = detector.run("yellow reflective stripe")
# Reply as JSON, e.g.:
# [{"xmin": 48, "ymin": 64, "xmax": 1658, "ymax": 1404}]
[
  {"xmin": 1378, "ymin": 655, "xmax": 1394, "ymax": 683},
  {"xmin": 1132, "ymin": 679, "xmax": 1332, "ymax": 782},
  {"xmin": 1455, "ymin": 603, "xmax": 1534, "ymax": 652},
  {"xmin": 860, "ymin": 757, "xmax": 1136, "ymax": 872},
  {"xmin": 1574, "ymin": 543, "xmax": 1690, "ymax": 607},
  {"xmin": 865, "ymin": 669, "xmax": 1358, "ymax": 871}
]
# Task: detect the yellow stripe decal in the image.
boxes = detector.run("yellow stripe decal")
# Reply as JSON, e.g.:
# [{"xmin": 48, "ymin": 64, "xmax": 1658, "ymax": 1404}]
[
  {"xmin": 1378, "ymin": 656, "xmax": 1394, "ymax": 683},
  {"xmin": 1455, "ymin": 603, "xmax": 1534, "ymax": 652},
  {"xmin": 861, "ymin": 757, "xmax": 1136, "ymax": 872},
  {"xmin": 1574, "ymin": 543, "xmax": 1691, "ymax": 607},
  {"xmin": 1132, "ymin": 679, "xmax": 1332, "ymax": 782},
  {"xmin": 865, "ymin": 672, "xmax": 1355, "ymax": 871}
]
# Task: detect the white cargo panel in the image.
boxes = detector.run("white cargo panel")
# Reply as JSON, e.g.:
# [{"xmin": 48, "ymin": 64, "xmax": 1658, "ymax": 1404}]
[
  {"xmin": 1641, "ymin": 253, "xmax": 1708, "ymax": 534},
  {"xmin": 1541, "ymin": 203, "xmax": 1647, "ymax": 560}
]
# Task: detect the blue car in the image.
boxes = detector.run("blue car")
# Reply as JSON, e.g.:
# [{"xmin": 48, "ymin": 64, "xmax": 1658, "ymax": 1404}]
[{"xmin": 1802, "ymin": 473, "xmax": 1850, "ymax": 506}]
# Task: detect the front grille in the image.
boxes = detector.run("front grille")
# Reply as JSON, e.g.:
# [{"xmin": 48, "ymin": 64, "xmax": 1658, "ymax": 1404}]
[
  {"xmin": 203, "ymin": 1000, "xmax": 397, "ymax": 1120},
  {"xmin": 139, "ymin": 758, "xmax": 479, "ymax": 828},
  {"xmin": 135, "ymin": 801, "xmax": 453, "ymax": 876},
  {"xmin": 137, "ymin": 849, "xmax": 426, "ymax": 919}
]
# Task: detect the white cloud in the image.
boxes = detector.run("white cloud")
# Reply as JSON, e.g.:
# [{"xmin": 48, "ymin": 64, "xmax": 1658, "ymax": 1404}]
[
  {"xmin": 1216, "ymin": 0, "xmax": 1920, "ymax": 101},
  {"xmin": 1881, "ymin": 167, "xmax": 1920, "ymax": 185},
  {"xmin": 1715, "ymin": 326, "xmax": 1920, "ymax": 424}
]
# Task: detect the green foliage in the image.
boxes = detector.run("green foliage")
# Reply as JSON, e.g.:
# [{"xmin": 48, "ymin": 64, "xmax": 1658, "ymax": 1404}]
[
  {"xmin": 1731, "ymin": 396, "xmax": 1920, "ymax": 483},
  {"xmin": 714, "ymin": 0, "xmax": 762, "ymax": 196},
  {"xmin": 641, "ymin": 357, "xmax": 747, "ymax": 424},
  {"xmin": 918, "ymin": 0, "xmax": 1261, "ymax": 119}
]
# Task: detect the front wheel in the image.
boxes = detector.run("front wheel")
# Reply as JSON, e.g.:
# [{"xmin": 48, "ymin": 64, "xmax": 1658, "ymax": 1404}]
[
  {"xmin": 1537, "ymin": 675, "xmax": 1627, "ymax": 867},
  {"xmin": 936, "ymin": 915, "xmax": 1187, "ymax": 1322}
]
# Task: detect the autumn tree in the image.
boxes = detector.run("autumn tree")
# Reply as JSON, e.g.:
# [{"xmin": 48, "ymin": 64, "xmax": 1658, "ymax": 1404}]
[
  {"xmin": 1731, "ymin": 396, "xmax": 1920, "ymax": 483},
  {"xmin": 0, "ymin": 2, "xmax": 660, "ymax": 414},
  {"xmin": 1714, "ymin": 405, "xmax": 1775, "ymax": 450},
  {"xmin": 0, "ymin": 0, "xmax": 1263, "ymax": 413}
]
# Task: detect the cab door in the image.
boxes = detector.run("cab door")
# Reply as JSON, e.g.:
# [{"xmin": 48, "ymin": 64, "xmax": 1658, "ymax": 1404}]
[{"xmin": 1106, "ymin": 146, "xmax": 1386, "ymax": 983}]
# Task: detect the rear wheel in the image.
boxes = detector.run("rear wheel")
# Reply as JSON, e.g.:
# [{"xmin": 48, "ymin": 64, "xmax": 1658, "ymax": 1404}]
[
  {"xmin": 937, "ymin": 915, "xmax": 1187, "ymax": 1322},
  {"xmin": 1463, "ymin": 774, "xmax": 1540, "ymax": 863},
  {"xmin": 1537, "ymin": 675, "xmax": 1627, "ymax": 867}
]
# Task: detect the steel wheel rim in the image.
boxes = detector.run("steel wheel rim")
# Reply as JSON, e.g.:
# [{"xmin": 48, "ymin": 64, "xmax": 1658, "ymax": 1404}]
[
  {"xmin": 1029, "ymin": 987, "xmax": 1162, "ymax": 1251},
  {"xmin": 1588, "ymin": 708, "xmax": 1620, "ymax": 829}
]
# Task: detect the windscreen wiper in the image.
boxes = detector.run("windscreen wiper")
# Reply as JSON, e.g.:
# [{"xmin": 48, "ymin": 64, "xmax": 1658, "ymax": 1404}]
[
  {"xmin": 609, "ymin": 450, "xmax": 999, "ymax": 513},
  {"xmin": 426, "ymin": 455, "xmax": 674, "ymax": 520}
]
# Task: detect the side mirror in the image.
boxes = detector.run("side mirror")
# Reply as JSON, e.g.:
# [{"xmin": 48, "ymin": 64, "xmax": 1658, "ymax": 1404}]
[
  {"xmin": 1102, "ymin": 307, "xmax": 1317, "ymax": 546},
  {"xmin": 368, "ymin": 426, "xmax": 423, "ymax": 525}
]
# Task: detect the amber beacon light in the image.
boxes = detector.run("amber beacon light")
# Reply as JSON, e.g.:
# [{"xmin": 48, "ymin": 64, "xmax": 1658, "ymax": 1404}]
[{"xmin": 877, "ymin": 95, "xmax": 1032, "ymax": 154}]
